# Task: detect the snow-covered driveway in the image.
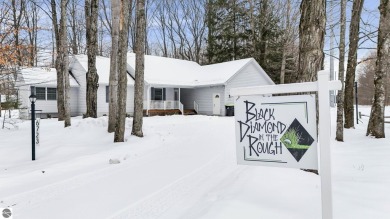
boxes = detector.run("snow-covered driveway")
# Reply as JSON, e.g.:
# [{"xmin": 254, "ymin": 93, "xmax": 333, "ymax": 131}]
[{"xmin": 0, "ymin": 116, "xmax": 239, "ymax": 218}]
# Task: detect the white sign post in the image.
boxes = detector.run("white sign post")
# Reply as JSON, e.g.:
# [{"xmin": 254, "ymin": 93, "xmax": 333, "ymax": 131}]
[{"xmin": 231, "ymin": 70, "xmax": 341, "ymax": 219}]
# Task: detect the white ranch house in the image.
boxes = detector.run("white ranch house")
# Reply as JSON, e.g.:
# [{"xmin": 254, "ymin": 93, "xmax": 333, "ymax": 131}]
[{"xmin": 17, "ymin": 53, "xmax": 274, "ymax": 118}]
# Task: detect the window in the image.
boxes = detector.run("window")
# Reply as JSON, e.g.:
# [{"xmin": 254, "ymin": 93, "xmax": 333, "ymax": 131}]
[
  {"xmin": 34, "ymin": 87, "xmax": 57, "ymax": 101},
  {"xmin": 154, "ymin": 88, "xmax": 163, "ymax": 100},
  {"xmin": 36, "ymin": 87, "xmax": 46, "ymax": 100},
  {"xmin": 151, "ymin": 87, "xmax": 166, "ymax": 100},
  {"xmin": 47, "ymin": 88, "xmax": 57, "ymax": 100},
  {"xmin": 106, "ymin": 86, "xmax": 109, "ymax": 103}
]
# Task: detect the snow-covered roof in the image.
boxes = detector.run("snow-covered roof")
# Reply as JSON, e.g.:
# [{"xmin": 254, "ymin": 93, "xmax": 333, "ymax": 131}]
[
  {"xmin": 126, "ymin": 53, "xmax": 272, "ymax": 87},
  {"xmin": 71, "ymin": 55, "xmax": 134, "ymax": 85},
  {"xmin": 197, "ymin": 58, "xmax": 254, "ymax": 86},
  {"xmin": 26, "ymin": 54, "xmax": 272, "ymax": 88},
  {"xmin": 19, "ymin": 68, "xmax": 79, "ymax": 87},
  {"xmin": 127, "ymin": 53, "xmax": 201, "ymax": 87}
]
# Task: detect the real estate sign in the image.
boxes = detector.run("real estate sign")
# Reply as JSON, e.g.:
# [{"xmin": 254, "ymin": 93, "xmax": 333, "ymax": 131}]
[{"xmin": 235, "ymin": 94, "xmax": 318, "ymax": 170}]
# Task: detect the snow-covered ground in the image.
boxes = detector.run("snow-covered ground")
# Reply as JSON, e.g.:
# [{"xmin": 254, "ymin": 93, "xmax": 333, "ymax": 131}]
[{"xmin": 0, "ymin": 106, "xmax": 389, "ymax": 219}]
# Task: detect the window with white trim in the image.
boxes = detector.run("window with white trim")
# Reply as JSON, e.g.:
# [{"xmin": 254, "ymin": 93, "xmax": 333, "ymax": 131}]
[
  {"xmin": 47, "ymin": 88, "xmax": 57, "ymax": 100},
  {"xmin": 36, "ymin": 87, "xmax": 46, "ymax": 100}
]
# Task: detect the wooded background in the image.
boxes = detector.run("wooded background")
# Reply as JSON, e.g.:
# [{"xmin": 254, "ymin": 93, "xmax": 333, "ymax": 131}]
[{"xmin": 0, "ymin": 0, "xmax": 388, "ymax": 140}]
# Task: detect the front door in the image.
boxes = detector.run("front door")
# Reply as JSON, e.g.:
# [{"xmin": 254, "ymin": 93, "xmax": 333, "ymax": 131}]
[{"xmin": 213, "ymin": 93, "xmax": 221, "ymax": 115}]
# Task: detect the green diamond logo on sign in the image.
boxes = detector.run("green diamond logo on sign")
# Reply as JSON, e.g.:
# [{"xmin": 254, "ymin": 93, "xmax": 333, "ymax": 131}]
[
  {"xmin": 281, "ymin": 118, "xmax": 315, "ymax": 162},
  {"xmin": 234, "ymin": 94, "xmax": 318, "ymax": 170}
]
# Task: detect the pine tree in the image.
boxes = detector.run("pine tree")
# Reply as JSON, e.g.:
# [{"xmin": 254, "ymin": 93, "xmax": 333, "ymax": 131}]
[
  {"xmin": 205, "ymin": 0, "xmax": 288, "ymax": 82},
  {"xmin": 206, "ymin": 0, "xmax": 218, "ymax": 64}
]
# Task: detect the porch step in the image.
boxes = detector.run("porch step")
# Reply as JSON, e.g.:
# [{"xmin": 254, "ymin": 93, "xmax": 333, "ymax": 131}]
[
  {"xmin": 184, "ymin": 109, "xmax": 197, "ymax": 115},
  {"xmin": 143, "ymin": 109, "xmax": 198, "ymax": 116},
  {"xmin": 144, "ymin": 109, "xmax": 181, "ymax": 116}
]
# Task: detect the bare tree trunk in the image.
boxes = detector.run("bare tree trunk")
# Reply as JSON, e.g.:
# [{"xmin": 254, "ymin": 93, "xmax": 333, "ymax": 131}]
[
  {"xmin": 129, "ymin": 1, "xmax": 137, "ymax": 52},
  {"xmin": 100, "ymin": 0, "xmax": 112, "ymax": 34},
  {"xmin": 296, "ymin": 0, "xmax": 325, "ymax": 175},
  {"xmin": 51, "ymin": 0, "xmax": 59, "ymax": 48},
  {"xmin": 70, "ymin": 0, "xmax": 78, "ymax": 55},
  {"xmin": 108, "ymin": 0, "xmax": 120, "ymax": 133},
  {"xmin": 295, "ymin": 0, "xmax": 326, "ymax": 82},
  {"xmin": 280, "ymin": 51, "xmax": 286, "ymax": 84},
  {"xmin": 114, "ymin": 0, "xmax": 130, "ymax": 142},
  {"xmin": 329, "ymin": 0, "xmax": 335, "ymax": 107},
  {"xmin": 32, "ymin": 2, "xmax": 38, "ymax": 66},
  {"xmin": 99, "ymin": 19, "xmax": 104, "ymax": 56},
  {"xmin": 51, "ymin": 0, "xmax": 65, "ymax": 121},
  {"xmin": 366, "ymin": 0, "xmax": 389, "ymax": 138},
  {"xmin": 344, "ymin": 0, "xmax": 364, "ymax": 128},
  {"xmin": 59, "ymin": 0, "xmax": 71, "ymax": 127},
  {"xmin": 156, "ymin": 1, "xmax": 168, "ymax": 57},
  {"xmin": 280, "ymin": 0, "xmax": 291, "ymax": 84},
  {"xmin": 24, "ymin": 1, "xmax": 38, "ymax": 67},
  {"xmin": 85, "ymin": 0, "xmax": 99, "ymax": 118},
  {"xmin": 64, "ymin": 64, "xmax": 71, "ymax": 127},
  {"xmin": 336, "ymin": 0, "xmax": 346, "ymax": 141},
  {"xmin": 11, "ymin": 0, "xmax": 24, "ymax": 67},
  {"xmin": 51, "ymin": 30, "xmax": 56, "ymax": 67},
  {"xmin": 131, "ymin": 0, "xmax": 146, "ymax": 137}
]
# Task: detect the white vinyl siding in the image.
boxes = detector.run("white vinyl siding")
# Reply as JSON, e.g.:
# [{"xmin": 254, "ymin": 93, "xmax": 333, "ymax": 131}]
[
  {"xmin": 70, "ymin": 59, "xmax": 135, "ymax": 117},
  {"xmin": 126, "ymin": 86, "xmax": 135, "ymax": 115},
  {"xmin": 95, "ymin": 85, "xmax": 135, "ymax": 117},
  {"xmin": 165, "ymin": 88, "xmax": 175, "ymax": 100},
  {"xmin": 180, "ymin": 62, "xmax": 273, "ymax": 116},
  {"xmin": 96, "ymin": 85, "xmax": 108, "ymax": 115},
  {"xmin": 180, "ymin": 86, "xmax": 225, "ymax": 115},
  {"xmin": 225, "ymin": 61, "xmax": 273, "ymax": 105},
  {"xmin": 34, "ymin": 87, "xmax": 79, "ymax": 116},
  {"xmin": 70, "ymin": 87, "xmax": 79, "ymax": 115},
  {"xmin": 69, "ymin": 60, "xmax": 87, "ymax": 116}
]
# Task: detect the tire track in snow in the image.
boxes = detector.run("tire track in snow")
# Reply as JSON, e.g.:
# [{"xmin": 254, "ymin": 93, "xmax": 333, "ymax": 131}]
[
  {"xmin": 1, "ymin": 143, "xmax": 170, "ymax": 211},
  {"xmin": 2, "ymin": 118, "xmax": 236, "ymax": 217},
  {"xmin": 2, "ymin": 164, "xmax": 117, "ymax": 210},
  {"xmin": 109, "ymin": 153, "xmax": 238, "ymax": 219}
]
